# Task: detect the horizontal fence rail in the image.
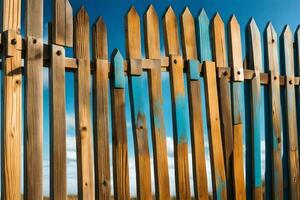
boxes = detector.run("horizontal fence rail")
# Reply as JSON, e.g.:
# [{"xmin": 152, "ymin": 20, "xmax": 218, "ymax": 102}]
[{"xmin": 2, "ymin": 0, "xmax": 300, "ymax": 200}]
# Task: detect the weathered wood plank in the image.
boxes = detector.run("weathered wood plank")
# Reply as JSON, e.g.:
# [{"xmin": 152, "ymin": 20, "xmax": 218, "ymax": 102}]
[
  {"xmin": 74, "ymin": 7, "xmax": 95, "ymax": 200},
  {"xmin": 247, "ymin": 18, "xmax": 263, "ymax": 200},
  {"xmin": 53, "ymin": 0, "xmax": 73, "ymax": 47},
  {"xmin": 0, "ymin": 0, "xmax": 21, "ymax": 32},
  {"xmin": 264, "ymin": 23, "xmax": 283, "ymax": 200},
  {"xmin": 227, "ymin": 15, "xmax": 246, "ymax": 200},
  {"xmin": 144, "ymin": 5, "xmax": 170, "ymax": 200},
  {"xmin": 181, "ymin": 8, "xmax": 208, "ymax": 200},
  {"xmin": 197, "ymin": 9, "xmax": 212, "ymax": 62},
  {"xmin": 1, "ymin": 0, "xmax": 22, "ymax": 199},
  {"xmin": 203, "ymin": 61, "xmax": 227, "ymax": 200},
  {"xmin": 281, "ymin": 25, "xmax": 300, "ymax": 200},
  {"xmin": 211, "ymin": 13, "xmax": 232, "ymax": 199},
  {"xmin": 24, "ymin": 0, "xmax": 44, "ymax": 199},
  {"xmin": 112, "ymin": 50, "xmax": 130, "ymax": 200},
  {"xmin": 92, "ymin": 17, "xmax": 110, "ymax": 200},
  {"xmin": 125, "ymin": 7, "xmax": 152, "ymax": 200},
  {"xmin": 163, "ymin": 7, "xmax": 191, "ymax": 199},
  {"xmin": 50, "ymin": 44, "xmax": 67, "ymax": 200}
]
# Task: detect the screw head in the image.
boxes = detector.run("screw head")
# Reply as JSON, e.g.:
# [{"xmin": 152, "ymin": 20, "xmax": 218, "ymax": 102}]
[
  {"xmin": 56, "ymin": 50, "xmax": 62, "ymax": 56},
  {"xmin": 11, "ymin": 39, "xmax": 17, "ymax": 45}
]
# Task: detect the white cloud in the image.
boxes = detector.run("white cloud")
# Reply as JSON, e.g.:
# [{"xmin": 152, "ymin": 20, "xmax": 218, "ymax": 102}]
[
  {"xmin": 66, "ymin": 113, "xmax": 75, "ymax": 131},
  {"xmin": 43, "ymin": 68, "xmax": 49, "ymax": 89}
]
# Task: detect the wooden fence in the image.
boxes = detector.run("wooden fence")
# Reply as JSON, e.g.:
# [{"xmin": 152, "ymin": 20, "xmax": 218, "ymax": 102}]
[{"xmin": 1, "ymin": 0, "xmax": 300, "ymax": 199}]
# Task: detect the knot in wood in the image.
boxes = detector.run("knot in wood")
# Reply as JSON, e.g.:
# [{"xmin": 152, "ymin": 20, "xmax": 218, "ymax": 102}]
[
  {"xmin": 33, "ymin": 39, "xmax": 37, "ymax": 44},
  {"xmin": 274, "ymin": 76, "xmax": 277, "ymax": 80},
  {"xmin": 173, "ymin": 59, "xmax": 177, "ymax": 64},
  {"xmin": 289, "ymin": 79, "xmax": 293, "ymax": 85}
]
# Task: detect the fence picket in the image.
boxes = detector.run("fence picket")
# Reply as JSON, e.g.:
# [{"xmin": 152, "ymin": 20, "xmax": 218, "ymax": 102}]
[
  {"xmin": 74, "ymin": 7, "xmax": 95, "ymax": 200},
  {"xmin": 180, "ymin": 7, "xmax": 209, "ymax": 200},
  {"xmin": 92, "ymin": 17, "xmax": 110, "ymax": 200},
  {"xmin": 281, "ymin": 25, "xmax": 300, "ymax": 200},
  {"xmin": 112, "ymin": 50, "xmax": 130, "ymax": 200},
  {"xmin": 24, "ymin": 0, "xmax": 44, "ymax": 199},
  {"xmin": 211, "ymin": 13, "xmax": 232, "ymax": 199},
  {"xmin": 1, "ymin": 0, "xmax": 22, "ymax": 199},
  {"xmin": 163, "ymin": 6, "xmax": 191, "ymax": 199},
  {"xmin": 264, "ymin": 23, "xmax": 283, "ymax": 200},
  {"xmin": 247, "ymin": 18, "xmax": 263, "ymax": 200},
  {"xmin": 50, "ymin": 44, "xmax": 66, "ymax": 200},
  {"xmin": 125, "ymin": 7, "xmax": 152, "ymax": 200},
  {"xmin": 144, "ymin": 5, "xmax": 171, "ymax": 200},
  {"xmin": 227, "ymin": 15, "xmax": 246, "ymax": 200},
  {"xmin": 203, "ymin": 61, "xmax": 227, "ymax": 200}
]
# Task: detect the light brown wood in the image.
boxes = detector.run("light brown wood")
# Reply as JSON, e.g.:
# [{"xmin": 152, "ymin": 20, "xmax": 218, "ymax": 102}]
[
  {"xmin": 211, "ymin": 13, "xmax": 233, "ymax": 199},
  {"xmin": 163, "ymin": 6, "xmax": 191, "ymax": 199},
  {"xmin": 203, "ymin": 61, "xmax": 227, "ymax": 200},
  {"xmin": 125, "ymin": 7, "xmax": 152, "ymax": 200},
  {"xmin": 112, "ymin": 50, "xmax": 130, "ymax": 200},
  {"xmin": 24, "ymin": 0, "xmax": 44, "ymax": 199},
  {"xmin": 53, "ymin": 0, "xmax": 73, "ymax": 47},
  {"xmin": 74, "ymin": 7, "xmax": 95, "ymax": 200},
  {"xmin": 144, "ymin": 5, "xmax": 170, "ymax": 200},
  {"xmin": 1, "ymin": 1, "xmax": 22, "ymax": 199},
  {"xmin": 247, "ymin": 18, "xmax": 263, "ymax": 200},
  {"xmin": 0, "ymin": 0, "xmax": 21, "ymax": 33},
  {"xmin": 93, "ymin": 17, "xmax": 111, "ymax": 200},
  {"xmin": 281, "ymin": 25, "xmax": 300, "ymax": 200},
  {"xmin": 233, "ymin": 124, "xmax": 246, "ymax": 200},
  {"xmin": 180, "ymin": 7, "xmax": 209, "ymax": 200},
  {"xmin": 227, "ymin": 15, "xmax": 246, "ymax": 200},
  {"xmin": 50, "ymin": 44, "xmax": 67, "ymax": 200},
  {"xmin": 265, "ymin": 23, "xmax": 283, "ymax": 199}
]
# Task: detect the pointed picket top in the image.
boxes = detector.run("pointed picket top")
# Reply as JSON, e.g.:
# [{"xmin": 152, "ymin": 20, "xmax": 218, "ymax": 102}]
[
  {"xmin": 247, "ymin": 18, "xmax": 262, "ymax": 71},
  {"xmin": 144, "ymin": 4, "xmax": 160, "ymax": 59},
  {"xmin": 281, "ymin": 25, "xmax": 294, "ymax": 75},
  {"xmin": 163, "ymin": 6, "xmax": 180, "ymax": 55},
  {"xmin": 211, "ymin": 12, "xmax": 227, "ymax": 67},
  {"xmin": 228, "ymin": 15, "xmax": 243, "ymax": 69},
  {"xmin": 198, "ymin": 9, "xmax": 209, "ymax": 24},
  {"xmin": 93, "ymin": 16, "xmax": 108, "ymax": 59},
  {"xmin": 112, "ymin": 49, "xmax": 125, "ymax": 89},
  {"xmin": 74, "ymin": 6, "xmax": 90, "ymax": 59},
  {"xmin": 125, "ymin": 6, "xmax": 142, "ymax": 59},
  {"xmin": 196, "ymin": 9, "xmax": 212, "ymax": 62},
  {"xmin": 265, "ymin": 22, "xmax": 279, "ymax": 73},
  {"xmin": 180, "ymin": 7, "xmax": 197, "ymax": 59}
]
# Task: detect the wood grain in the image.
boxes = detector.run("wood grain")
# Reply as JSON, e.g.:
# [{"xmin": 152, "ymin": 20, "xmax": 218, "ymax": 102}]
[
  {"xmin": 74, "ymin": 7, "xmax": 95, "ymax": 200},
  {"xmin": 247, "ymin": 18, "xmax": 263, "ymax": 200},
  {"xmin": 1, "ymin": 0, "xmax": 22, "ymax": 199},
  {"xmin": 24, "ymin": 0, "xmax": 44, "ymax": 199},
  {"xmin": 53, "ymin": 0, "xmax": 73, "ymax": 47},
  {"xmin": 92, "ymin": 17, "xmax": 111, "ymax": 200},
  {"xmin": 227, "ymin": 15, "xmax": 246, "ymax": 200},
  {"xmin": 211, "ymin": 13, "xmax": 233, "ymax": 199},
  {"xmin": 144, "ymin": 5, "xmax": 170, "ymax": 200},
  {"xmin": 163, "ymin": 7, "xmax": 191, "ymax": 199},
  {"xmin": 181, "ymin": 7, "xmax": 208, "ymax": 200},
  {"xmin": 112, "ymin": 50, "xmax": 130, "ymax": 200},
  {"xmin": 125, "ymin": 7, "xmax": 152, "ymax": 200},
  {"xmin": 50, "ymin": 44, "xmax": 66, "ymax": 200},
  {"xmin": 281, "ymin": 25, "xmax": 300, "ymax": 200},
  {"xmin": 203, "ymin": 61, "xmax": 227, "ymax": 200},
  {"xmin": 264, "ymin": 23, "xmax": 283, "ymax": 200}
]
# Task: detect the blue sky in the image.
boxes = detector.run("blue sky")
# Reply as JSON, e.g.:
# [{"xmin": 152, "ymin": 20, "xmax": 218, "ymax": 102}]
[{"xmin": 13, "ymin": 0, "xmax": 300, "ymax": 197}]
